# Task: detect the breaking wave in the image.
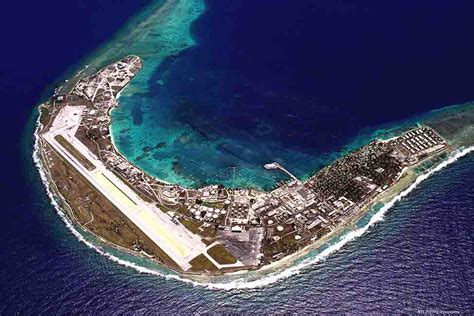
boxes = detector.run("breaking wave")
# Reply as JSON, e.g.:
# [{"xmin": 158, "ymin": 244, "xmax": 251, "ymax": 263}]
[{"xmin": 33, "ymin": 116, "xmax": 473, "ymax": 290}]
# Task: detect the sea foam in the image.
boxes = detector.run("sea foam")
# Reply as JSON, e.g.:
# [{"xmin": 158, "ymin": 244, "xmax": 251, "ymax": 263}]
[{"xmin": 33, "ymin": 117, "xmax": 473, "ymax": 290}]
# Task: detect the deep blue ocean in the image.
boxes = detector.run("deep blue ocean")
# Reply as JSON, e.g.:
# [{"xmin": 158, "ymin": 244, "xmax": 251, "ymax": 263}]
[
  {"xmin": 1, "ymin": 0, "xmax": 473, "ymax": 313},
  {"xmin": 111, "ymin": 0, "xmax": 474, "ymax": 189}
]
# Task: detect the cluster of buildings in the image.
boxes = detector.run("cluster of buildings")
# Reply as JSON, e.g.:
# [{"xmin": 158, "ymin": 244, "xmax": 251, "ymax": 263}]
[
  {"xmin": 249, "ymin": 127, "xmax": 447, "ymax": 263},
  {"xmin": 391, "ymin": 127, "xmax": 447, "ymax": 164},
  {"xmin": 72, "ymin": 56, "xmax": 141, "ymax": 102},
  {"xmin": 54, "ymin": 55, "xmax": 449, "ymax": 267},
  {"xmin": 66, "ymin": 56, "xmax": 174, "ymax": 203}
]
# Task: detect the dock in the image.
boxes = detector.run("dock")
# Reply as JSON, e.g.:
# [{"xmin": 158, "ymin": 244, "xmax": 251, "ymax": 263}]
[{"xmin": 264, "ymin": 162, "xmax": 299, "ymax": 181}]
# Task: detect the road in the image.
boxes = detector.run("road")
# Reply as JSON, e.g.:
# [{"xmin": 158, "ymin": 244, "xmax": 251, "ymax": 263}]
[{"xmin": 43, "ymin": 105, "xmax": 207, "ymax": 270}]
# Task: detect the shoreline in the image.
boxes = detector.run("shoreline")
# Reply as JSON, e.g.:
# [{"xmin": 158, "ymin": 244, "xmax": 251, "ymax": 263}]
[
  {"xmin": 222, "ymin": 146, "xmax": 454, "ymax": 277},
  {"xmin": 33, "ymin": 113, "xmax": 474, "ymax": 289},
  {"xmin": 34, "ymin": 54, "xmax": 474, "ymax": 286}
]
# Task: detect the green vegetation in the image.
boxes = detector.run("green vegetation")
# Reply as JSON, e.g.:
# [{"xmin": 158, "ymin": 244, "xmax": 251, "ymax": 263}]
[
  {"xmin": 39, "ymin": 106, "xmax": 51, "ymax": 127},
  {"xmin": 265, "ymin": 233, "xmax": 296, "ymax": 257},
  {"xmin": 202, "ymin": 238, "xmax": 216, "ymax": 246},
  {"xmin": 45, "ymin": 145, "xmax": 179, "ymax": 270},
  {"xmin": 175, "ymin": 205, "xmax": 190, "ymax": 215},
  {"xmin": 207, "ymin": 244, "xmax": 237, "ymax": 265},
  {"xmin": 200, "ymin": 226, "xmax": 218, "ymax": 238},
  {"xmin": 189, "ymin": 254, "xmax": 218, "ymax": 272},
  {"xmin": 180, "ymin": 218, "xmax": 202, "ymax": 234},
  {"xmin": 54, "ymin": 135, "xmax": 96, "ymax": 171},
  {"xmin": 202, "ymin": 201, "xmax": 225, "ymax": 208},
  {"xmin": 179, "ymin": 217, "xmax": 217, "ymax": 239}
]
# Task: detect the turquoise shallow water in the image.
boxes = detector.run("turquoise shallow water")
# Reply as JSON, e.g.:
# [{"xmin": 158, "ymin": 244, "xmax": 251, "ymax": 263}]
[
  {"xmin": 108, "ymin": 0, "xmax": 362, "ymax": 189},
  {"xmin": 1, "ymin": 0, "xmax": 473, "ymax": 313},
  {"xmin": 16, "ymin": 126, "xmax": 474, "ymax": 311},
  {"xmin": 107, "ymin": 0, "xmax": 474, "ymax": 190}
]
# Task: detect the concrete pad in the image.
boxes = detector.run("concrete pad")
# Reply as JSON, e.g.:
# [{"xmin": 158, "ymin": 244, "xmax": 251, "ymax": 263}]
[
  {"xmin": 44, "ymin": 105, "xmax": 208, "ymax": 271},
  {"xmin": 136, "ymin": 210, "xmax": 190, "ymax": 258},
  {"xmin": 94, "ymin": 172, "xmax": 139, "ymax": 212}
]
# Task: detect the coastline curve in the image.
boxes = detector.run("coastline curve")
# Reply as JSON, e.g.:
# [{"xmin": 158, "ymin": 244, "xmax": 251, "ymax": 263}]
[{"xmin": 33, "ymin": 113, "xmax": 474, "ymax": 289}]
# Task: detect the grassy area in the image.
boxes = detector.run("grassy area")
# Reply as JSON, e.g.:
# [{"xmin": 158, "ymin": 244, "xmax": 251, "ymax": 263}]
[
  {"xmin": 200, "ymin": 225, "xmax": 218, "ymax": 238},
  {"xmin": 39, "ymin": 106, "xmax": 51, "ymax": 127},
  {"xmin": 45, "ymin": 144, "xmax": 180, "ymax": 270},
  {"xmin": 263, "ymin": 231, "xmax": 302, "ymax": 259},
  {"xmin": 54, "ymin": 135, "xmax": 96, "ymax": 171},
  {"xmin": 202, "ymin": 201, "xmax": 225, "ymax": 208},
  {"xmin": 156, "ymin": 203, "xmax": 172, "ymax": 213},
  {"xmin": 202, "ymin": 238, "xmax": 216, "ymax": 246},
  {"xmin": 180, "ymin": 218, "xmax": 202, "ymax": 234},
  {"xmin": 178, "ymin": 216, "xmax": 219, "ymax": 248},
  {"xmin": 175, "ymin": 205, "xmax": 190, "ymax": 215},
  {"xmin": 207, "ymin": 244, "xmax": 237, "ymax": 265},
  {"xmin": 189, "ymin": 254, "xmax": 218, "ymax": 272}
]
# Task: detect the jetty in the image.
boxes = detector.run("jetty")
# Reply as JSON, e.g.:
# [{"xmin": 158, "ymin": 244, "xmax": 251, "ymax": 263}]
[
  {"xmin": 36, "ymin": 55, "xmax": 458, "ymax": 275},
  {"xmin": 264, "ymin": 162, "xmax": 299, "ymax": 181}
]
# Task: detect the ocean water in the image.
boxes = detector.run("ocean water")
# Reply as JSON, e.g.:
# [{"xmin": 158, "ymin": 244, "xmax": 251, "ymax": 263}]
[
  {"xmin": 5, "ymin": 138, "xmax": 474, "ymax": 313},
  {"xmin": 111, "ymin": 0, "xmax": 474, "ymax": 189},
  {"xmin": 0, "ymin": 0, "xmax": 473, "ymax": 313}
]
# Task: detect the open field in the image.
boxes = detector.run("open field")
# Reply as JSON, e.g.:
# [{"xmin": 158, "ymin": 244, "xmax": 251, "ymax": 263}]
[
  {"xmin": 180, "ymin": 218, "xmax": 202, "ymax": 234},
  {"xmin": 37, "ymin": 56, "xmax": 472, "ymax": 278},
  {"xmin": 44, "ymin": 143, "xmax": 180, "ymax": 269},
  {"xmin": 207, "ymin": 244, "xmax": 237, "ymax": 265},
  {"xmin": 189, "ymin": 254, "xmax": 218, "ymax": 272},
  {"xmin": 43, "ymin": 104, "xmax": 208, "ymax": 271}
]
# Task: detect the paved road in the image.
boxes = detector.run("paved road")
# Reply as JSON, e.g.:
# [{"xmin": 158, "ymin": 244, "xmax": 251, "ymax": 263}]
[{"xmin": 43, "ymin": 106, "xmax": 207, "ymax": 270}]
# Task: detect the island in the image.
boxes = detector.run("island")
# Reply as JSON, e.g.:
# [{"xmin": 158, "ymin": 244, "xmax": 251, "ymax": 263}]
[{"xmin": 35, "ymin": 56, "xmax": 474, "ymax": 277}]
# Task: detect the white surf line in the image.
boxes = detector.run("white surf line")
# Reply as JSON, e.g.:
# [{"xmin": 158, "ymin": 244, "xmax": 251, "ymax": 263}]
[
  {"xmin": 33, "ymin": 121, "xmax": 193, "ymax": 281},
  {"xmin": 34, "ymin": 113, "xmax": 473, "ymax": 290},
  {"xmin": 199, "ymin": 145, "xmax": 474, "ymax": 290}
]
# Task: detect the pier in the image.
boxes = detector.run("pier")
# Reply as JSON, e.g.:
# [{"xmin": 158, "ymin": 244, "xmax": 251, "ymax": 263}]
[
  {"xmin": 264, "ymin": 162, "xmax": 299, "ymax": 181},
  {"xmin": 38, "ymin": 55, "xmax": 453, "ymax": 274}
]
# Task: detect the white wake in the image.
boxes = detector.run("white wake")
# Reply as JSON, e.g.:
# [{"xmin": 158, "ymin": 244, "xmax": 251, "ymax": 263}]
[{"xmin": 33, "ymin": 116, "xmax": 473, "ymax": 290}]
